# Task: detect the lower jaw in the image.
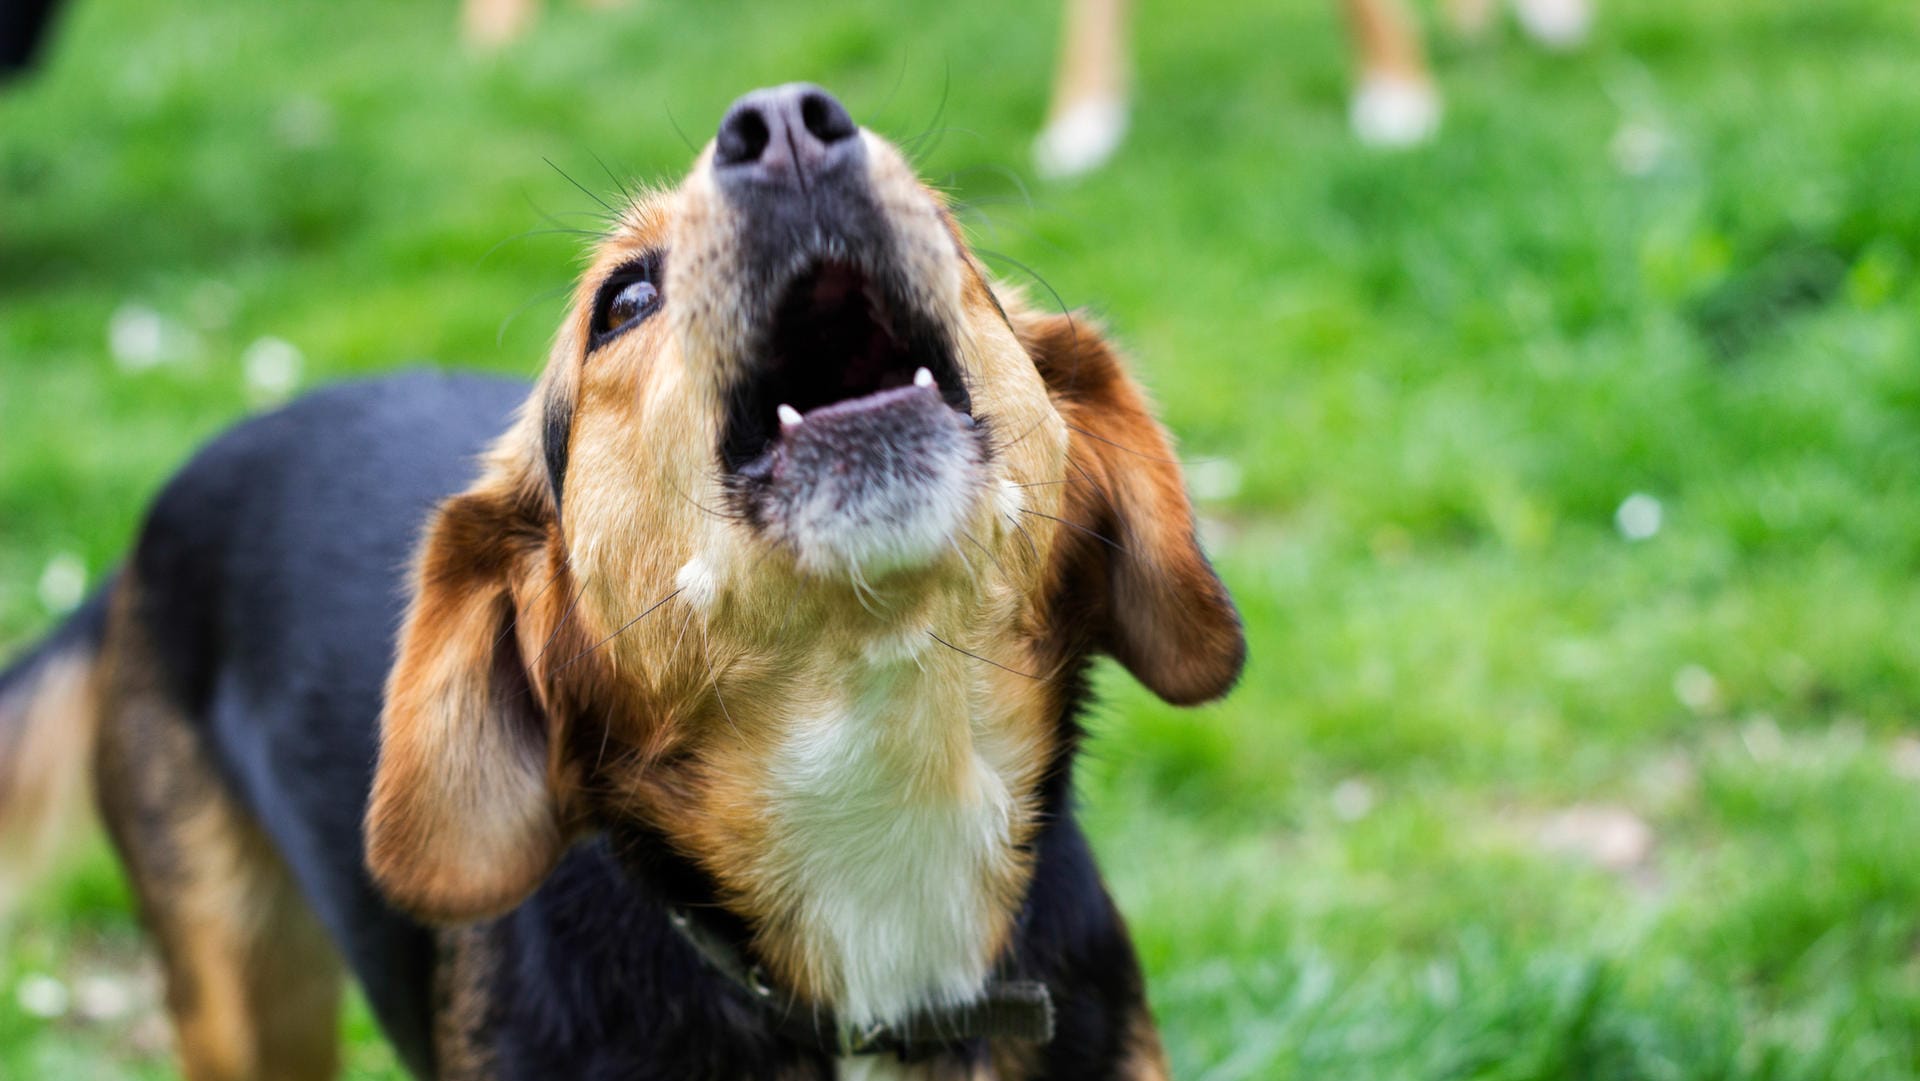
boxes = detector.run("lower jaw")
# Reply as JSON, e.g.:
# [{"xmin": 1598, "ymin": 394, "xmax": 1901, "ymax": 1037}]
[{"xmin": 753, "ymin": 442, "xmax": 984, "ymax": 579}]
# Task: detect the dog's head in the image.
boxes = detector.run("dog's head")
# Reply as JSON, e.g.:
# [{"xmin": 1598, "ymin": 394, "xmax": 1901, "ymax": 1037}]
[{"xmin": 366, "ymin": 85, "xmax": 1243, "ymax": 965}]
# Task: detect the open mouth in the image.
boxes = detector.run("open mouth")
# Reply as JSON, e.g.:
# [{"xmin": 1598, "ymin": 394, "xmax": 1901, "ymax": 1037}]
[{"xmin": 721, "ymin": 260, "xmax": 971, "ymax": 478}]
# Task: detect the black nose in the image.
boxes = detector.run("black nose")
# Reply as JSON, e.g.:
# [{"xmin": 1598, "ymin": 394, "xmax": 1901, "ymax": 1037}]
[{"xmin": 714, "ymin": 83, "xmax": 861, "ymax": 190}]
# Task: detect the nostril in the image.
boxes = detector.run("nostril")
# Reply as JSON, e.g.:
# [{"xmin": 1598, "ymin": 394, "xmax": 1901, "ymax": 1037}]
[
  {"xmin": 716, "ymin": 106, "xmax": 771, "ymax": 167},
  {"xmin": 799, "ymin": 92, "xmax": 856, "ymax": 146}
]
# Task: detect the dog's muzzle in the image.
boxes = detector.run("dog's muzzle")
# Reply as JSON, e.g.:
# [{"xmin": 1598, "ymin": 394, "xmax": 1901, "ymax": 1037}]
[{"xmin": 709, "ymin": 86, "xmax": 984, "ymax": 576}]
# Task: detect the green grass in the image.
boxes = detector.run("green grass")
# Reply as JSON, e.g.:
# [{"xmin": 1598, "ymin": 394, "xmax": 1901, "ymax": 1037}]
[{"xmin": 4, "ymin": 0, "xmax": 1920, "ymax": 1076}]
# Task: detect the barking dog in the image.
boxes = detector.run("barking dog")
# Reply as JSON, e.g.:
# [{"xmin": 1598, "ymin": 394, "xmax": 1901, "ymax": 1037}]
[{"xmin": 0, "ymin": 85, "xmax": 1243, "ymax": 1080}]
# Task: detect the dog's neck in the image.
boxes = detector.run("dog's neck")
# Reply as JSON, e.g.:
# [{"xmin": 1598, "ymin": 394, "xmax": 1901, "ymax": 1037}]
[
  {"xmin": 745, "ymin": 634, "xmax": 1035, "ymax": 1030},
  {"xmin": 605, "ymin": 541, "xmax": 1055, "ymax": 1034}
]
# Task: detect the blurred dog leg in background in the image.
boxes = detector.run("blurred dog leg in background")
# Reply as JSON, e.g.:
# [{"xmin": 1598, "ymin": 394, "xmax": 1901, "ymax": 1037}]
[
  {"xmin": 1034, "ymin": 0, "xmax": 1594, "ymax": 177},
  {"xmin": 1032, "ymin": 0, "xmax": 1443, "ymax": 176},
  {"xmin": 1033, "ymin": 0, "xmax": 1132, "ymax": 180},
  {"xmin": 463, "ymin": 0, "xmax": 629, "ymax": 50},
  {"xmin": 463, "ymin": 0, "xmax": 540, "ymax": 50},
  {"xmin": 1344, "ymin": 0, "xmax": 1443, "ymax": 149}
]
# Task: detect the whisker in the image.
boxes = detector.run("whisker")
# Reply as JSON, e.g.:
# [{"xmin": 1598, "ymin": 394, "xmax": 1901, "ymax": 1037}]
[
  {"xmin": 670, "ymin": 604, "xmax": 699, "ymax": 669},
  {"xmin": 1062, "ymin": 421, "xmax": 1199, "ymax": 465},
  {"xmin": 987, "ymin": 416, "xmax": 1050, "ymax": 458},
  {"xmin": 530, "ymin": 574, "xmax": 594, "ymax": 669},
  {"xmin": 959, "ymin": 528, "xmax": 1014, "ymax": 583},
  {"xmin": 1064, "ymin": 453, "xmax": 1120, "ymax": 522},
  {"xmin": 862, "ymin": 52, "xmax": 914, "ymax": 132},
  {"xmin": 974, "ymin": 248, "xmax": 1074, "ymax": 333},
  {"xmin": 664, "ymin": 102, "xmax": 698, "ymax": 154},
  {"xmin": 847, "ymin": 565, "xmax": 886, "ymax": 618},
  {"xmin": 668, "ymin": 475, "xmax": 750, "ymax": 522},
  {"xmin": 927, "ymin": 632, "xmax": 1044, "ymax": 682},
  {"xmin": 551, "ymin": 587, "xmax": 684, "ymax": 675},
  {"xmin": 937, "ymin": 163, "xmax": 1035, "ymax": 212},
  {"xmin": 698, "ymin": 615, "xmax": 743, "ymax": 741},
  {"xmin": 588, "ymin": 149, "xmax": 636, "ymax": 205},
  {"xmin": 946, "ymin": 537, "xmax": 983, "ymax": 589},
  {"xmin": 899, "ymin": 64, "xmax": 953, "ymax": 165},
  {"xmin": 519, "ymin": 188, "xmax": 616, "ymax": 234},
  {"xmin": 480, "ymin": 227, "xmax": 604, "ymax": 265},
  {"xmin": 594, "ymin": 694, "xmax": 617, "ymax": 772},
  {"xmin": 1007, "ymin": 514, "xmax": 1042, "ymax": 565},
  {"xmin": 496, "ymin": 281, "xmax": 577, "ymax": 347},
  {"xmin": 493, "ymin": 557, "xmax": 569, "ymax": 651},
  {"xmin": 1021, "ymin": 507, "xmax": 1126, "ymax": 553},
  {"xmin": 543, "ymin": 157, "xmax": 619, "ymax": 217}
]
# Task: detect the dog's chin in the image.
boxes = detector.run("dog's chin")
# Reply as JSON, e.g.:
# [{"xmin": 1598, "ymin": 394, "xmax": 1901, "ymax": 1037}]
[{"xmin": 747, "ymin": 383, "xmax": 981, "ymax": 577}]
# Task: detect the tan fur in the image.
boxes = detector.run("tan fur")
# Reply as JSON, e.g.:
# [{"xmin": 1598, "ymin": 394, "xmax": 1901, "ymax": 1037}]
[
  {"xmin": 462, "ymin": 0, "xmax": 538, "ymax": 49},
  {"xmin": 435, "ymin": 925, "xmax": 502, "ymax": 1081},
  {"xmin": 1119, "ymin": 1005, "xmax": 1174, "ymax": 1081},
  {"xmin": 841, "ymin": 1058, "xmax": 1000, "ymax": 1081},
  {"xmin": 95, "ymin": 589, "xmax": 343, "ymax": 1081},
  {"xmin": 0, "ymin": 651, "xmax": 98, "ymax": 913},
  {"xmin": 1045, "ymin": 0, "xmax": 1131, "ymax": 126},
  {"xmin": 1344, "ymin": 0, "xmax": 1436, "ymax": 84}
]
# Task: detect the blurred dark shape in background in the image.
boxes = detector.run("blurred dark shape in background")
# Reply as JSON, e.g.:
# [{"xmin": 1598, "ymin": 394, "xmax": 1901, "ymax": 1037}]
[{"xmin": 0, "ymin": 0, "xmax": 59, "ymax": 78}]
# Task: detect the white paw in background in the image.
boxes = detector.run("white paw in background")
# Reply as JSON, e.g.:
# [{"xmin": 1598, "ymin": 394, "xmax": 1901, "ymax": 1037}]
[
  {"xmin": 1512, "ymin": 0, "xmax": 1592, "ymax": 49},
  {"xmin": 1032, "ymin": 97, "xmax": 1129, "ymax": 180},
  {"xmin": 1349, "ymin": 73, "xmax": 1441, "ymax": 149}
]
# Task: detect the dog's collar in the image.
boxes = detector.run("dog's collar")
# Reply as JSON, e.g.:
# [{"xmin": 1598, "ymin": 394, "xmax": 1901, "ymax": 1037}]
[{"xmin": 666, "ymin": 907, "xmax": 1056, "ymax": 1057}]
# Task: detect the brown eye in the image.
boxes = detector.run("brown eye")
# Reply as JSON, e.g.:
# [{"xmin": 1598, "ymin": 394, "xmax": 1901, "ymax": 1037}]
[
  {"xmin": 590, "ymin": 255, "xmax": 664, "ymax": 349},
  {"xmin": 607, "ymin": 280, "xmax": 658, "ymax": 327}
]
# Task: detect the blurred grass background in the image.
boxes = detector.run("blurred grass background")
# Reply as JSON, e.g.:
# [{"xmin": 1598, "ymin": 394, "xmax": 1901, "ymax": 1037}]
[{"xmin": 3, "ymin": 0, "xmax": 1920, "ymax": 1076}]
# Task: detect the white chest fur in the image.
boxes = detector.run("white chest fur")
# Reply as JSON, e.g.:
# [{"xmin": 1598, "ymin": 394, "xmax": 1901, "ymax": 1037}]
[
  {"xmin": 758, "ymin": 651, "xmax": 1017, "ymax": 1031},
  {"xmin": 837, "ymin": 1056, "xmax": 943, "ymax": 1081}
]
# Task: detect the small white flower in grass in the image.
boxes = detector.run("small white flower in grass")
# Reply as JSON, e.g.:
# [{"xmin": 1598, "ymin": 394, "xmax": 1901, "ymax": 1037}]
[
  {"xmin": 108, "ymin": 304, "xmax": 167, "ymax": 371},
  {"xmin": 1535, "ymin": 806, "xmax": 1654, "ymax": 873},
  {"xmin": 1331, "ymin": 778, "xmax": 1375, "ymax": 822},
  {"xmin": 1673, "ymin": 664, "xmax": 1722, "ymax": 715},
  {"xmin": 1421, "ymin": 959, "xmax": 1461, "ymax": 1007},
  {"xmin": 1741, "ymin": 715, "xmax": 1784, "ymax": 762},
  {"xmin": 1891, "ymin": 737, "xmax": 1920, "ymax": 782},
  {"xmin": 1185, "ymin": 458, "xmax": 1242, "ymax": 504},
  {"xmin": 109, "ymin": 303, "xmax": 199, "ymax": 371},
  {"xmin": 1609, "ymin": 122, "xmax": 1669, "ymax": 178},
  {"xmin": 243, "ymin": 337, "xmax": 304, "ymax": 404},
  {"xmin": 38, "ymin": 552, "xmax": 86, "ymax": 613},
  {"xmin": 16, "ymin": 973, "xmax": 69, "ymax": 1019},
  {"xmin": 74, "ymin": 975, "xmax": 135, "ymax": 1021},
  {"xmin": 1512, "ymin": 0, "xmax": 1592, "ymax": 49},
  {"xmin": 274, "ymin": 96, "xmax": 336, "ymax": 150},
  {"xmin": 1614, "ymin": 492, "xmax": 1662, "ymax": 541}
]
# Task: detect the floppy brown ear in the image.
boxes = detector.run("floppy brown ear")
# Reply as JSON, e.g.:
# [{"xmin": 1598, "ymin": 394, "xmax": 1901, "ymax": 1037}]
[
  {"xmin": 364, "ymin": 475, "xmax": 567, "ymax": 922},
  {"xmin": 1018, "ymin": 309, "xmax": 1246, "ymax": 705}
]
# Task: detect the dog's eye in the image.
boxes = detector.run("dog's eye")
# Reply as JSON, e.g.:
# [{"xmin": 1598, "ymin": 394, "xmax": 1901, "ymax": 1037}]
[{"xmin": 590, "ymin": 256, "xmax": 664, "ymax": 349}]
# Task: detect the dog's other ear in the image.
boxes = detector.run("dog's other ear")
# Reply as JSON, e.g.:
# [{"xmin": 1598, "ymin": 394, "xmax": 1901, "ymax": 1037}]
[
  {"xmin": 1017, "ymin": 309, "xmax": 1245, "ymax": 705},
  {"xmin": 365, "ymin": 469, "xmax": 565, "ymax": 923}
]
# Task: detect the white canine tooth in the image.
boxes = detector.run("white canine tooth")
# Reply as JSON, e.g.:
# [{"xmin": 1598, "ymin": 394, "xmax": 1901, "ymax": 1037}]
[
  {"xmin": 913, "ymin": 367, "xmax": 935, "ymax": 389},
  {"xmin": 778, "ymin": 404, "xmax": 803, "ymax": 427}
]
